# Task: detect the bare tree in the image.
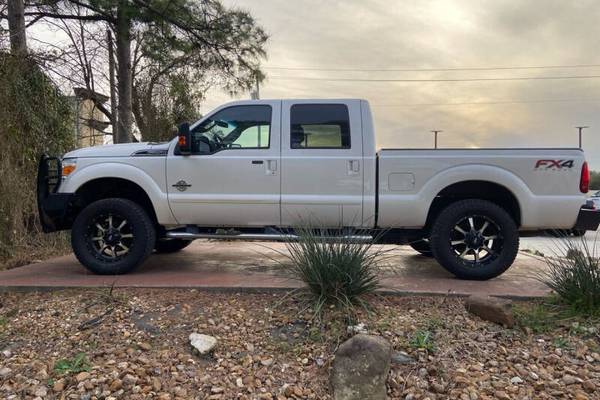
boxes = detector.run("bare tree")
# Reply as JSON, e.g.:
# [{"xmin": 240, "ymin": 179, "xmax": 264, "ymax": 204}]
[
  {"xmin": 7, "ymin": 0, "xmax": 27, "ymax": 56},
  {"xmin": 2, "ymin": 0, "xmax": 268, "ymax": 143}
]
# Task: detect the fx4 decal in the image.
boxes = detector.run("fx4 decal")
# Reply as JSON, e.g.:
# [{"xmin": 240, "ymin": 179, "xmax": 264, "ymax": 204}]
[{"xmin": 534, "ymin": 159, "xmax": 574, "ymax": 169}]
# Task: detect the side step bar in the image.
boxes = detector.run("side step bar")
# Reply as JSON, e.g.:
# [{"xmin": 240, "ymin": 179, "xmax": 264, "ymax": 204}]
[{"xmin": 166, "ymin": 231, "xmax": 373, "ymax": 242}]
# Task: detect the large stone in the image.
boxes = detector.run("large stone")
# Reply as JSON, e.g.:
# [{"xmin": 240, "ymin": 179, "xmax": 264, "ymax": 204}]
[
  {"xmin": 464, "ymin": 295, "xmax": 514, "ymax": 328},
  {"xmin": 189, "ymin": 333, "xmax": 217, "ymax": 355},
  {"xmin": 331, "ymin": 334, "xmax": 392, "ymax": 400}
]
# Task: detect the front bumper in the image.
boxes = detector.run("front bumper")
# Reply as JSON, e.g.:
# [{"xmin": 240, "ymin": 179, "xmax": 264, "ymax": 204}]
[
  {"xmin": 573, "ymin": 202, "xmax": 600, "ymax": 231},
  {"xmin": 37, "ymin": 154, "xmax": 80, "ymax": 232}
]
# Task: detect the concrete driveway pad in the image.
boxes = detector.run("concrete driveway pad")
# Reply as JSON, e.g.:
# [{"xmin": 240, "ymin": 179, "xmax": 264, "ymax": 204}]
[{"xmin": 0, "ymin": 240, "xmax": 551, "ymax": 298}]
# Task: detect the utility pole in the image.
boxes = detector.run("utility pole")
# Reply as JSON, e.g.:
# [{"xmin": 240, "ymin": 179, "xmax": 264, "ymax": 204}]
[
  {"xmin": 251, "ymin": 72, "xmax": 260, "ymax": 100},
  {"xmin": 575, "ymin": 126, "xmax": 589, "ymax": 149},
  {"xmin": 107, "ymin": 29, "xmax": 118, "ymax": 142},
  {"xmin": 431, "ymin": 130, "xmax": 443, "ymax": 149}
]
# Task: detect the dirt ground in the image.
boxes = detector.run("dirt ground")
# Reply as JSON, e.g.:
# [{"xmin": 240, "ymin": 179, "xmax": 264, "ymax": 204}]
[{"xmin": 0, "ymin": 289, "xmax": 598, "ymax": 399}]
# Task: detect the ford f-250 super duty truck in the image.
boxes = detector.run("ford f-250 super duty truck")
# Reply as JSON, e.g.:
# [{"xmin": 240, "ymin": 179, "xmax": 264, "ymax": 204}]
[{"xmin": 37, "ymin": 99, "xmax": 600, "ymax": 280}]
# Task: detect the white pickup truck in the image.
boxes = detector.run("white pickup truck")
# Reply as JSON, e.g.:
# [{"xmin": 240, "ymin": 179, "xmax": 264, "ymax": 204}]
[{"xmin": 37, "ymin": 99, "xmax": 599, "ymax": 279}]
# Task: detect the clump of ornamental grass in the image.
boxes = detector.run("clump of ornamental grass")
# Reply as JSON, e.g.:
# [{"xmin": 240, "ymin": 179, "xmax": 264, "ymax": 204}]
[
  {"xmin": 540, "ymin": 233, "xmax": 600, "ymax": 316},
  {"xmin": 278, "ymin": 227, "xmax": 390, "ymax": 317}
]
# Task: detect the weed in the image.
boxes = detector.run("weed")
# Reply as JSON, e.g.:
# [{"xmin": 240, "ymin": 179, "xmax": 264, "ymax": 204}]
[
  {"xmin": 539, "ymin": 235, "xmax": 600, "ymax": 316},
  {"xmin": 513, "ymin": 302, "xmax": 560, "ymax": 333},
  {"xmin": 426, "ymin": 317, "xmax": 445, "ymax": 331},
  {"xmin": 54, "ymin": 353, "xmax": 90, "ymax": 375},
  {"xmin": 409, "ymin": 330, "xmax": 435, "ymax": 352},
  {"xmin": 553, "ymin": 336, "xmax": 570, "ymax": 349}
]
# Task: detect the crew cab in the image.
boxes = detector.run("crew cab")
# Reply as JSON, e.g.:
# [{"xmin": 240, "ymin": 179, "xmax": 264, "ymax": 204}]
[{"xmin": 37, "ymin": 99, "xmax": 600, "ymax": 279}]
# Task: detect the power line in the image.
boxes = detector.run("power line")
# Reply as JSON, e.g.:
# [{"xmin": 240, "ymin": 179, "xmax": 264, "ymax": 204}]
[
  {"xmin": 265, "ymin": 63, "xmax": 600, "ymax": 73},
  {"xmin": 268, "ymin": 75, "xmax": 600, "ymax": 83},
  {"xmin": 371, "ymin": 98, "xmax": 600, "ymax": 107}
]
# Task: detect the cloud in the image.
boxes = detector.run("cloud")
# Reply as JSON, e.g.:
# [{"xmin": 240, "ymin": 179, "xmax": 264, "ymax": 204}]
[{"xmin": 201, "ymin": 0, "xmax": 600, "ymax": 167}]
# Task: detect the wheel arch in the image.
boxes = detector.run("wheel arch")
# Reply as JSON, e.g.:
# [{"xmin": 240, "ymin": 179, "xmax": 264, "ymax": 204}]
[
  {"xmin": 425, "ymin": 180, "xmax": 522, "ymax": 230},
  {"xmin": 75, "ymin": 177, "xmax": 159, "ymax": 225}
]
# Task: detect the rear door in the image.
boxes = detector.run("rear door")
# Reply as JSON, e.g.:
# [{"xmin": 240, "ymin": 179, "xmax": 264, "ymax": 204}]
[
  {"xmin": 166, "ymin": 101, "xmax": 281, "ymax": 227},
  {"xmin": 280, "ymin": 100, "xmax": 364, "ymax": 227}
]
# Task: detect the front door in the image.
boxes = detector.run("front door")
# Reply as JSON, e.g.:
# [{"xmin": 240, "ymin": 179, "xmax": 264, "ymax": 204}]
[
  {"xmin": 280, "ymin": 100, "xmax": 364, "ymax": 227},
  {"xmin": 166, "ymin": 101, "xmax": 281, "ymax": 227}
]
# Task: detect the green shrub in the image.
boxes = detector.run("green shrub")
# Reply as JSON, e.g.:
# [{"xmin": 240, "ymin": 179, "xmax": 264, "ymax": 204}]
[
  {"xmin": 0, "ymin": 53, "xmax": 74, "ymax": 268},
  {"xmin": 281, "ymin": 227, "xmax": 388, "ymax": 315},
  {"xmin": 540, "ymin": 236, "xmax": 600, "ymax": 315}
]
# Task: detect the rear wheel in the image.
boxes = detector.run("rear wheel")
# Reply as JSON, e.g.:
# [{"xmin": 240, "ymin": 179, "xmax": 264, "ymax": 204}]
[
  {"xmin": 155, "ymin": 239, "xmax": 193, "ymax": 253},
  {"xmin": 71, "ymin": 198, "xmax": 156, "ymax": 275},
  {"xmin": 409, "ymin": 239, "xmax": 434, "ymax": 257},
  {"xmin": 429, "ymin": 199, "xmax": 519, "ymax": 280}
]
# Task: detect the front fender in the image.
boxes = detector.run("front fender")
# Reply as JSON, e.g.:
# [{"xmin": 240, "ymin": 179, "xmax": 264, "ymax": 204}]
[{"xmin": 60, "ymin": 161, "xmax": 177, "ymax": 226}]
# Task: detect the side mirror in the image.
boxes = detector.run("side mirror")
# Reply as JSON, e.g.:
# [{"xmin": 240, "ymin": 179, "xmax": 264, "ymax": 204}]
[{"xmin": 178, "ymin": 122, "xmax": 191, "ymax": 155}]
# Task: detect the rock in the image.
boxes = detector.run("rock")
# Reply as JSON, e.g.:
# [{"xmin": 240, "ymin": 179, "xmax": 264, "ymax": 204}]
[
  {"xmin": 391, "ymin": 352, "xmax": 415, "ymax": 365},
  {"xmin": 75, "ymin": 371, "xmax": 90, "ymax": 382},
  {"xmin": 138, "ymin": 342, "xmax": 152, "ymax": 351},
  {"xmin": 563, "ymin": 374, "xmax": 583, "ymax": 385},
  {"xmin": 494, "ymin": 390, "xmax": 510, "ymax": 400},
  {"xmin": 189, "ymin": 333, "xmax": 217, "ymax": 355},
  {"xmin": 0, "ymin": 367, "xmax": 11, "ymax": 377},
  {"xmin": 583, "ymin": 380, "xmax": 595, "ymax": 392},
  {"xmin": 152, "ymin": 377, "xmax": 162, "ymax": 392},
  {"xmin": 347, "ymin": 323, "xmax": 368, "ymax": 335},
  {"xmin": 464, "ymin": 295, "xmax": 514, "ymax": 327},
  {"xmin": 33, "ymin": 386, "xmax": 47, "ymax": 397},
  {"xmin": 261, "ymin": 358, "xmax": 274, "ymax": 367},
  {"xmin": 510, "ymin": 376, "xmax": 523, "ymax": 385},
  {"xmin": 53, "ymin": 379, "xmax": 65, "ymax": 392},
  {"xmin": 109, "ymin": 379, "xmax": 123, "ymax": 391},
  {"xmin": 331, "ymin": 334, "xmax": 391, "ymax": 400}
]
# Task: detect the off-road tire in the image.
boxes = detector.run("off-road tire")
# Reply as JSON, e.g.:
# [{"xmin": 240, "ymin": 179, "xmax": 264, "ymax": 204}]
[
  {"xmin": 72, "ymin": 198, "xmax": 156, "ymax": 275},
  {"xmin": 409, "ymin": 239, "xmax": 434, "ymax": 257},
  {"xmin": 154, "ymin": 239, "xmax": 193, "ymax": 253},
  {"xmin": 429, "ymin": 199, "xmax": 519, "ymax": 280}
]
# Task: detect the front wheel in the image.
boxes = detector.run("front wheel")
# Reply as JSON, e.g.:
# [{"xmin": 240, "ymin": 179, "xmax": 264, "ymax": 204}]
[
  {"xmin": 429, "ymin": 199, "xmax": 519, "ymax": 280},
  {"xmin": 71, "ymin": 198, "xmax": 156, "ymax": 275}
]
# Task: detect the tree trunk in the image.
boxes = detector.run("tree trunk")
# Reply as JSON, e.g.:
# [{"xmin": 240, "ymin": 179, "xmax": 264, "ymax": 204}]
[
  {"xmin": 107, "ymin": 29, "xmax": 119, "ymax": 142},
  {"xmin": 7, "ymin": 0, "xmax": 27, "ymax": 56},
  {"xmin": 114, "ymin": 0, "xmax": 132, "ymax": 143}
]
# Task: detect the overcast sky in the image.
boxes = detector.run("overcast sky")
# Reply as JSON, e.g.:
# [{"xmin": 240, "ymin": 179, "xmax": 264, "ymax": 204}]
[{"xmin": 199, "ymin": 0, "xmax": 600, "ymax": 168}]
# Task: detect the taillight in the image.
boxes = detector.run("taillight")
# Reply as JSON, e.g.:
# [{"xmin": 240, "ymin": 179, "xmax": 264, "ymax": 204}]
[{"xmin": 580, "ymin": 161, "xmax": 590, "ymax": 193}]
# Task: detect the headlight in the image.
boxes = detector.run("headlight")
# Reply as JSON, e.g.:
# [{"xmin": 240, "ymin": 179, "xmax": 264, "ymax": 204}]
[{"xmin": 61, "ymin": 158, "xmax": 77, "ymax": 177}]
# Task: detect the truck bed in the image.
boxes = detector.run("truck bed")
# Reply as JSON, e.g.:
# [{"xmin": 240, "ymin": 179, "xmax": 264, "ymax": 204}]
[{"xmin": 376, "ymin": 147, "xmax": 586, "ymax": 230}]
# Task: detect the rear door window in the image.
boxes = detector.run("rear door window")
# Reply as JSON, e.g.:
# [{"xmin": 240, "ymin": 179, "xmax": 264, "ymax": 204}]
[{"xmin": 290, "ymin": 104, "xmax": 351, "ymax": 149}]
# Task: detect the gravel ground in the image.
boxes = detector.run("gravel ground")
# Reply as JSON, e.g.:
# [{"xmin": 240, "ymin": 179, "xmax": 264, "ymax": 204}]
[{"xmin": 0, "ymin": 289, "xmax": 598, "ymax": 400}]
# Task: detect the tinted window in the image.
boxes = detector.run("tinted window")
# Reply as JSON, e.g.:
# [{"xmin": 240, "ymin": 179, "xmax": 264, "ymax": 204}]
[
  {"xmin": 290, "ymin": 104, "xmax": 350, "ymax": 149},
  {"xmin": 190, "ymin": 105, "xmax": 271, "ymax": 154}
]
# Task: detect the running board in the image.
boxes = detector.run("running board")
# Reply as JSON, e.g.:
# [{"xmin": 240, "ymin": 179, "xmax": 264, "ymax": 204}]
[{"xmin": 165, "ymin": 231, "xmax": 373, "ymax": 242}]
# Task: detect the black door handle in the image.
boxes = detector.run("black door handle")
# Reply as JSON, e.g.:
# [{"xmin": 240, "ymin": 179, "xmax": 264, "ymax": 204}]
[{"xmin": 251, "ymin": 160, "xmax": 264, "ymax": 164}]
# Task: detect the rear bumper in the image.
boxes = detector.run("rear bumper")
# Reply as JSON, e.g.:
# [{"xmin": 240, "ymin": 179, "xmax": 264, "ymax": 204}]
[
  {"xmin": 37, "ymin": 154, "xmax": 79, "ymax": 232},
  {"xmin": 573, "ymin": 202, "xmax": 600, "ymax": 231}
]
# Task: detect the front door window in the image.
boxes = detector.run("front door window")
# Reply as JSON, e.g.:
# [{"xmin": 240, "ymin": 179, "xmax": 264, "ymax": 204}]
[{"xmin": 190, "ymin": 105, "xmax": 271, "ymax": 154}]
